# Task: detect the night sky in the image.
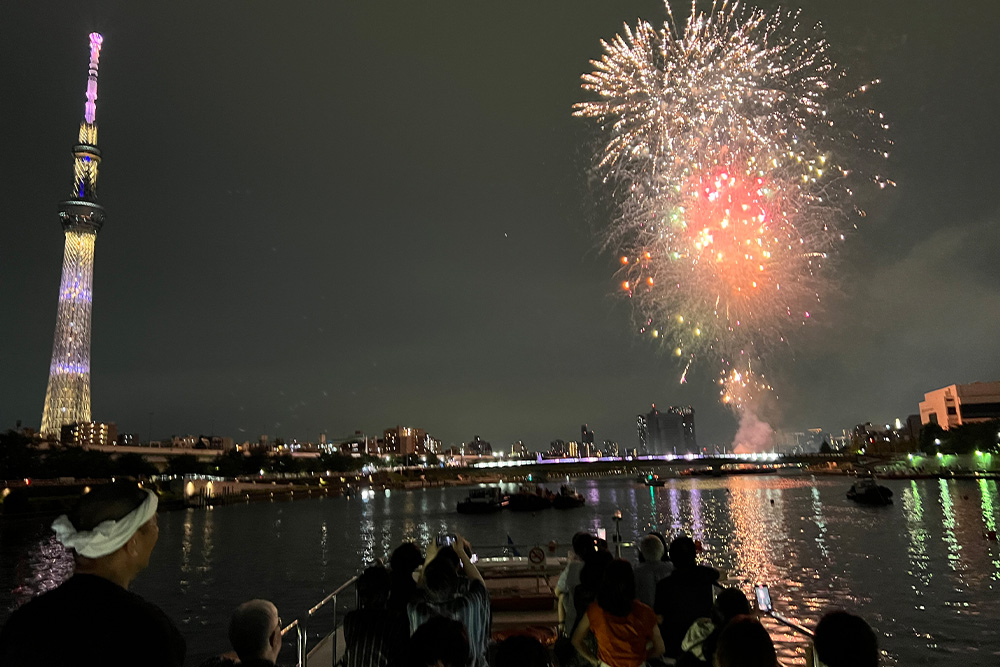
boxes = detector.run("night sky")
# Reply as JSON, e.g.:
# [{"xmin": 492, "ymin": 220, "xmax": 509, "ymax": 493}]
[{"xmin": 2, "ymin": 1, "xmax": 998, "ymax": 450}]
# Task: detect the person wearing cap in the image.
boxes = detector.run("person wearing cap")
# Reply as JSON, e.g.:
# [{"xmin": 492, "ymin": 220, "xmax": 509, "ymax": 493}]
[{"xmin": 0, "ymin": 481, "xmax": 185, "ymax": 667}]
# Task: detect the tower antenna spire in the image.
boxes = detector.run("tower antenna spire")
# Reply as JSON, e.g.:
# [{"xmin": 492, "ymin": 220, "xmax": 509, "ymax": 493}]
[{"xmin": 84, "ymin": 32, "xmax": 102, "ymax": 124}]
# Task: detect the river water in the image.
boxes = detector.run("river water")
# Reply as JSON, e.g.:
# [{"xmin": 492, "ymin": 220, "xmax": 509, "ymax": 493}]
[{"xmin": 2, "ymin": 474, "xmax": 998, "ymax": 665}]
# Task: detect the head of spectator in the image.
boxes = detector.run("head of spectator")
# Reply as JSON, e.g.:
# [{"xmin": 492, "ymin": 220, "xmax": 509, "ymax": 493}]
[
  {"xmin": 597, "ymin": 559, "xmax": 636, "ymax": 617},
  {"xmin": 813, "ymin": 610, "xmax": 878, "ymax": 667},
  {"xmin": 423, "ymin": 547, "xmax": 462, "ymax": 602},
  {"xmin": 571, "ymin": 532, "xmax": 598, "ymax": 561},
  {"xmin": 639, "ymin": 534, "xmax": 665, "ymax": 564},
  {"xmin": 51, "ymin": 481, "xmax": 160, "ymax": 590},
  {"xmin": 713, "ymin": 616, "xmax": 777, "ymax": 667},
  {"xmin": 711, "ymin": 588, "xmax": 752, "ymax": 627},
  {"xmin": 668, "ymin": 535, "xmax": 697, "ymax": 568},
  {"xmin": 229, "ymin": 599, "xmax": 282, "ymax": 666},
  {"xmin": 357, "ymin": 565, "xmax": 391, "ymax": 610},
  {"xmin": 391, "ymin": 542, "xmax": 424, "ymax": 576},
  {"xmin": 579, "ymin": 549, "xmax": 614, "ymax": 592},
  {"xmin": 494, "ymin": 635, "xmax": 550, "ymax": 667},
  {"xmin": 407, "ymin": 616, "xmax": 469, "ymax": 667}
]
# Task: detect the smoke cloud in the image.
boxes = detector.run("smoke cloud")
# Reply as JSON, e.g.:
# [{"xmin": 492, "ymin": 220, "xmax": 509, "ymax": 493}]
[{"xmin": 732, "ymin": 410, "xmax": 774, "ymax": 453}]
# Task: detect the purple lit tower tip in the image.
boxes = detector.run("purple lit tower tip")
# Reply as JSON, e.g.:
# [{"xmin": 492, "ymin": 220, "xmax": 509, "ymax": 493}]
[{"xmin": 84, "ymin": 32, "xmax": 103, "ymax": 124}]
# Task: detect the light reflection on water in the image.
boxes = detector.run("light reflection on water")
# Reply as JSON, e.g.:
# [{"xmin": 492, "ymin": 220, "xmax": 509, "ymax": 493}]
[{"xmin": 2, "ymin": 475, "xmax": 999, "ymax": 665}]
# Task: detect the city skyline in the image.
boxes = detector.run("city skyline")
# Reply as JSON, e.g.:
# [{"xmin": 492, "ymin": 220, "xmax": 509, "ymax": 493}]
[{"xmin": 1, "ymin": 1, "xmax": 998, "ymax": 449}]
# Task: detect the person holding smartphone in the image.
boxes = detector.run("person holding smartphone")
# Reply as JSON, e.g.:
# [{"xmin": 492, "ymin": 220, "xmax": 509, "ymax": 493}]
[{"xmin": 407, "ymin": 533, "xmax": 491, "ymax": 667}]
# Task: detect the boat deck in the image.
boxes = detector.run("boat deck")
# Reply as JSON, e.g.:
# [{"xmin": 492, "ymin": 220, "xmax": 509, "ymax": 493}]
[{"xmin": 306, "ymin": 556, "xmax": 565, "ymax": 666}]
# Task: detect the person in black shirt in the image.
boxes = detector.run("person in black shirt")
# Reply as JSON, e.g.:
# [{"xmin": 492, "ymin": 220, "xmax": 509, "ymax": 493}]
[
  {"xmin": 653, "ymin": 535, "xmax": 720, "ymax": 660},
  {"xmin": 388, "ymin": 542, "xmax": 424, "ymax": 613},
  {"xmin": 0, "ymin": 481, "xmax": 185, "ymax": 667},
  {"xmin": 343, "ymin": 565, "xmax": 409, "ymax": 667}
]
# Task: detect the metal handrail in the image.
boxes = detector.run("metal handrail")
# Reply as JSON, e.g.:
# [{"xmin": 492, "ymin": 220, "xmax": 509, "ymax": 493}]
[
  {"xmin": 764, "ymin": 609, "xmax": 814, "ymax": 638},
  {"xmin": 282, "ymin": 574, "xmax": 359, "ymax": 667}
]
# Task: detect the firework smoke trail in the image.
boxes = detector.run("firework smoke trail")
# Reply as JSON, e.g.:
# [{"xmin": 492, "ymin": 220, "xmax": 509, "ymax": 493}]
[{"xmin": 574, "ymin": 0, "xmax": 891, "ymax": 411}]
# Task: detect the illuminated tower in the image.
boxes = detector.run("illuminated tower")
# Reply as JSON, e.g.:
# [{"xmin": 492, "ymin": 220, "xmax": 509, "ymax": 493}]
[{"xmin": 40, "ymin": 33, "xmax": 106, "ymax": 437}]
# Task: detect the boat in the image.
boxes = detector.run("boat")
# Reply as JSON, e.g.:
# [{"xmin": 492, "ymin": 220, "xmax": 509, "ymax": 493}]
[
  {"xmin": 508, "ymin": 485, "xmax": 554, "ymax": 511},
  {"xmin": 847, "ymin": 476, "xmax": 893, "ymax": 505},
  {"xmin": 552, "ymin": 485, "xmax": 585, "ymax": 509},
  {"xmin": 641, "ymin": 473, "xmax": 667, "ymax": 487},
  {"xmin": 295, "ymin": 546, "xmax": 567, "ymax": 666},
  {"xmin": 457, "ymin": 487, "xmax": 508, "ymax": 514},
  {"xmin": 284, "ymin": 515, "xmax": 821, "ymax": 667}
]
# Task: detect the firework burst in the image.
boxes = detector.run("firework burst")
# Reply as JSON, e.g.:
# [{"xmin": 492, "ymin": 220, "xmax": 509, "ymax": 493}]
[{"xmin": 575, "ymin": 0, "xmax": 891, "ymax": 405}]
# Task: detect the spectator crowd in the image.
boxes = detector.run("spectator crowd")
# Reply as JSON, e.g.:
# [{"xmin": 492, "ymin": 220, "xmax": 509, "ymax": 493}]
[{"xmin": 0, "ymin": 482, "xmax": 881, "ymax": 667}]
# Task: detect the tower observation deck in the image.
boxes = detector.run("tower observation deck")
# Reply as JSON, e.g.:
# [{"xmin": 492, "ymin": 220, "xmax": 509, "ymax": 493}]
[{"xmin": 40, "ymin": 33, "xmax": 107, "ymax": 438}]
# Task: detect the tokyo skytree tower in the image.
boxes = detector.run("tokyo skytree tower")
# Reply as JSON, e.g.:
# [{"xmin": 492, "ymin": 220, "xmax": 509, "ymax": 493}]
[{"xmin": 40, "ymin": 33, "xmax": 107, "ymax": 437}]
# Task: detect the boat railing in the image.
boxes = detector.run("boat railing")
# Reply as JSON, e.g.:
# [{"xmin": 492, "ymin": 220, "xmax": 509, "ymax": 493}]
[{"xmin": 281, "ymin": 574, "xmax": 358, "ymax": 667}]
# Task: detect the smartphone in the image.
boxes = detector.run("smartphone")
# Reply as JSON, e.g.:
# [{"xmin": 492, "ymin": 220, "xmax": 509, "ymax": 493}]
[
  {"xmin": 754, "ymin": 584, "xmax": 772, "ymax": 612},
  {"xmin": 436, "ymin": 533, "xmax": 456, "ymax": 547},
  {"xmin": 596, "ymin": 528, "xmax": 607, "ymax": 541}
]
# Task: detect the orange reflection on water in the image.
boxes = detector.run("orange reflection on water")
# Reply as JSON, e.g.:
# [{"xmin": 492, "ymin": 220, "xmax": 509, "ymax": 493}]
[{"xmin": 726, "ymin": 476, "xmax": 786, "ymax": 588}]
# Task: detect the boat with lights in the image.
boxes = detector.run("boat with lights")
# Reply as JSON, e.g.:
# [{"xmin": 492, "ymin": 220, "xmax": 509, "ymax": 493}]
[
  {"xmin": 456, "ymin": 487, "xmax": 509, "ymax": 514},
  {"xmin": 846, "ymin": 476, "xmax": 893, "ymax": 505}
]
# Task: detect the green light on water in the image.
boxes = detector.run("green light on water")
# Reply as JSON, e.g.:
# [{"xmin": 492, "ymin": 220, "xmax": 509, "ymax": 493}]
[{"xmin": 979, "ymin": 479, "xmax": 996, "ymax": 533}]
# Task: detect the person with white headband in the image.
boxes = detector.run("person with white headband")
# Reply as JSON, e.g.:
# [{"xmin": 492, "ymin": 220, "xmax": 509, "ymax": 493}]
[{"xmin": 0, "ymin": 481, "xmax": 185, "ymax": 667}]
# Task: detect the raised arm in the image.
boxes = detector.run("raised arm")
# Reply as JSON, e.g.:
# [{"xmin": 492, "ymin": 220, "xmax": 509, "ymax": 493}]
[{"xmin": 453, "ymin": 534, "xmax": 484, "ymax": 584}]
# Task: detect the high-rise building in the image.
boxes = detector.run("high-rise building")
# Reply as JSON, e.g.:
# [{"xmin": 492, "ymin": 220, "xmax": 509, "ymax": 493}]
[
  {"xmin": 642, "ymin": 405, "xmax": 697, "ymax": 455},
  {"xmin": 636, "ymin": 414, "xmax": 648, "ymax": 454},
  {"xmin": 464, "ymin": 436, "xmax": 492, "ymax": 456},
  {"xmin": 581, "ymin": 424, "xmax": 595, "ymax": 445},
  {"xmin": 383, "ymin": 426, "xmax": 428, "ymax": 455},
  {"xmin": 41, "ymin": 34, "xmax": 107, "ymax": 438}
]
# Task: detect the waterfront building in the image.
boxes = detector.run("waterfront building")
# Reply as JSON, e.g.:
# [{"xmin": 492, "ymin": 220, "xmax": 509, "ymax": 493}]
[
  {"xmin": 603, "ymin": 439, "xmax": 619, "ymax": 456},
  {"xmin": 511, "ymin": 441, "xmax": 528, "ymax": 457},
  {"xmin": 636, "ymin": 414, "xmax": 648, "ymax": 454},
  {"xmin": 581, "ymin": 424, "xmax": 594, "ymax": 446},
  {"xmin": 919, "ymin": 382, "xmax": 1000, "ymax": 430},
  {"xmin": 40, "ymin": 34, "xmax": 108, "ymax": 438},
  {"xmin": 641, "ymin": 405, "xmax": 697, "ymax": 456},
  {"xmin": 383, "ymin": 426, "xmax": 428, "ymax": 455},
  {"xmin": 60, "ymin": 421, "xmax": 118, "ymax": 448},
  {"xmin": 464, "ymin": 435, "xmax": 492, "ymax": 456}
]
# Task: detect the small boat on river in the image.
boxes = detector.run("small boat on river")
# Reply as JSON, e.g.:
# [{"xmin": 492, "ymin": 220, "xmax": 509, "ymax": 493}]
[
  {"xmin": 847, "ymin": 476, "xmax": 893, "ymax": 505},
  {"xmin": 508, "ymin": 485, "xmax": 554, "ymax": 511},
  {"xmin": 552, "ymin": 485, "xmax": 585, "ymax": 509},
  {"xmin": 457, "ymin": 487, "xmax": 508, "ymax": 514},
  {"xmin": 641, "ymin": 473, "xmax": 667, "ymax": 486}
]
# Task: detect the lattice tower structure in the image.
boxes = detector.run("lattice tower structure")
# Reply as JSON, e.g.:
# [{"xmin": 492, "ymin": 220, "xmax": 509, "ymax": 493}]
[{"xmin": 41, "ymin": 33, "xmax": 107, "ymax": 437}]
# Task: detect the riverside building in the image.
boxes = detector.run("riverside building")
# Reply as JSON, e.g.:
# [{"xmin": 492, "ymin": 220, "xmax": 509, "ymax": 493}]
[{"xmin": 919, "ymin": 382, "xmax": 1000, "ymax": 430}]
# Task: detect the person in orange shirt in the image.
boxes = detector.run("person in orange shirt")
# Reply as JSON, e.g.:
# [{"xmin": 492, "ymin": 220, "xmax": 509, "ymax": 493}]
[{"xmin": 571, "ymin": 560, "xmax": 665, "ymax": 667}]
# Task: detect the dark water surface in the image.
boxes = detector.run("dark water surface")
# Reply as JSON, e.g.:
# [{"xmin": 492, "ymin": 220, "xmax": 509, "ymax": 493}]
[{"xmin": 2, "ymin": 474, "xmax": 999, "ymax": 665}]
